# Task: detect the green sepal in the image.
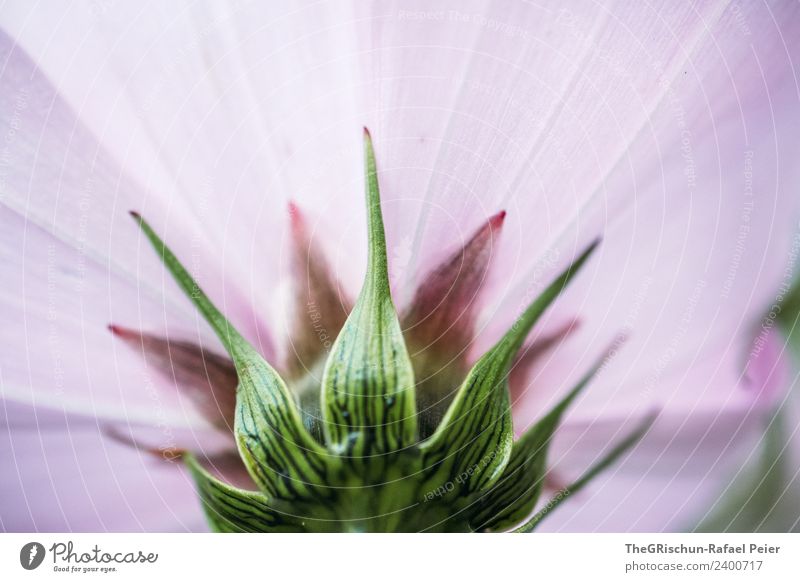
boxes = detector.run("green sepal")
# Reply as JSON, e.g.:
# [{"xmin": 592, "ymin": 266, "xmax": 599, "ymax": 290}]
[
  {"xmin": 184, "ymin": 453, "xmax": 305, "ymax": 532},
  {"xmin": 320, "ymin": 129, "xmax": 417, "ymax": 459},
  {"xmin": 514, "ymin": 412, "xmax": 656, "ymax": 532},
  {"xmin": 469, "ymin": 350, "xmax": 611, "ymax": 532},
  {"xmin": 420, "ymin": 241, "xmax": 599, "ymax": 497},
  {"xmin": 132, "ymin": 213, "xmax": 335, "ymax": 501}
]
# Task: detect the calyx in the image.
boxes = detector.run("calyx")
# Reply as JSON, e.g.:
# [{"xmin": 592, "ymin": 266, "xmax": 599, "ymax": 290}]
[{"xmin": 125, "ymin": 129, "xmax": 652, "ymax": 532}]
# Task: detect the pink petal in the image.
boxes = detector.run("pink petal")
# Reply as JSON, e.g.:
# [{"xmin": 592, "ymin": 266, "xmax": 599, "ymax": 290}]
[
  {"xmin": 1, "ymin": 400, "xmax": 208, "ymax": 532},
  {"xmin": 1, "ymin": 1, "xmax": 798, "ymax": 533},
  {"xmin": 507, "ymin": 78, "xmax": 800, "ymax": 423},
  {"xmin": 537, "ymin": 328, "xmax": 791, "ymax": 532},
  {"xmin": 0, "ymin": 31, "xmax": 273, "ymax": 426},
  {"xmin": 0, "ymin": 2, "xmax": 368, "ymax": 297}
]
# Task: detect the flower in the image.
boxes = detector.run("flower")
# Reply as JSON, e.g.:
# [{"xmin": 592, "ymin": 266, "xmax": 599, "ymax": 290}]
[
  {"xmin": 1, "ymin": 1, "xmax": 799, "ymax": 532},
  {"xmin": 124, "ymin": 130, "xmax": 651, "ymax": 532}
]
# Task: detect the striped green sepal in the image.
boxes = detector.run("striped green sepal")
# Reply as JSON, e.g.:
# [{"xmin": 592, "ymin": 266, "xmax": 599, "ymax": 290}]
[
  {"xmin": 321, "ymin": 129, "xmax": 417, "ymax": 459},
  {"xmin": 468, "ymin": 350, "xmax": 611, "ymax": 532},
  {"xmin": 184, "ymin": 454, "xmax": 305, "ymax": 532},
  {"xmin": 132, "ymin": 213, "xmax": 334, "ymax": 500},
  {"xmin": 514, "ymin": 413, "xmax": 657, "ymax": 532},
  {"xmin": 419, "ymin": 348, "xmax": 513, "ymax": 497},
  {"xmin": 419, "ymin": 241, "xmax": 599, "ymax": 497}
]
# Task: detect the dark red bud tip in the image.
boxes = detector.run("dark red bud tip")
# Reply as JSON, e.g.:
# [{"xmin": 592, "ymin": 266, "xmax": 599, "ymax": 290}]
[
  {"xmin": 363, "ymin": 126, "xmax": 372, "ymax": 139},
  {"xmin": 107, "ymin": 324, "xmax": 137, "ymax": 339},
  {"xmin": 288, "ymin": 201, "xmax": 304, "ymax": 230},
  {"xmin": 489, "ymin": 210, "xmax": 506, "ymax": 230},
  {"xmin": 129, "ymin": 210, "xmax": 141, "ymax": 221}
]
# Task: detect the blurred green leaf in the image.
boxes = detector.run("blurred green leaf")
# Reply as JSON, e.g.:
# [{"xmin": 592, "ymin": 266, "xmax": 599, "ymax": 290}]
[{"xmin": 693, "ymin": 274, "xmax": 800, "ymax": 532}]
